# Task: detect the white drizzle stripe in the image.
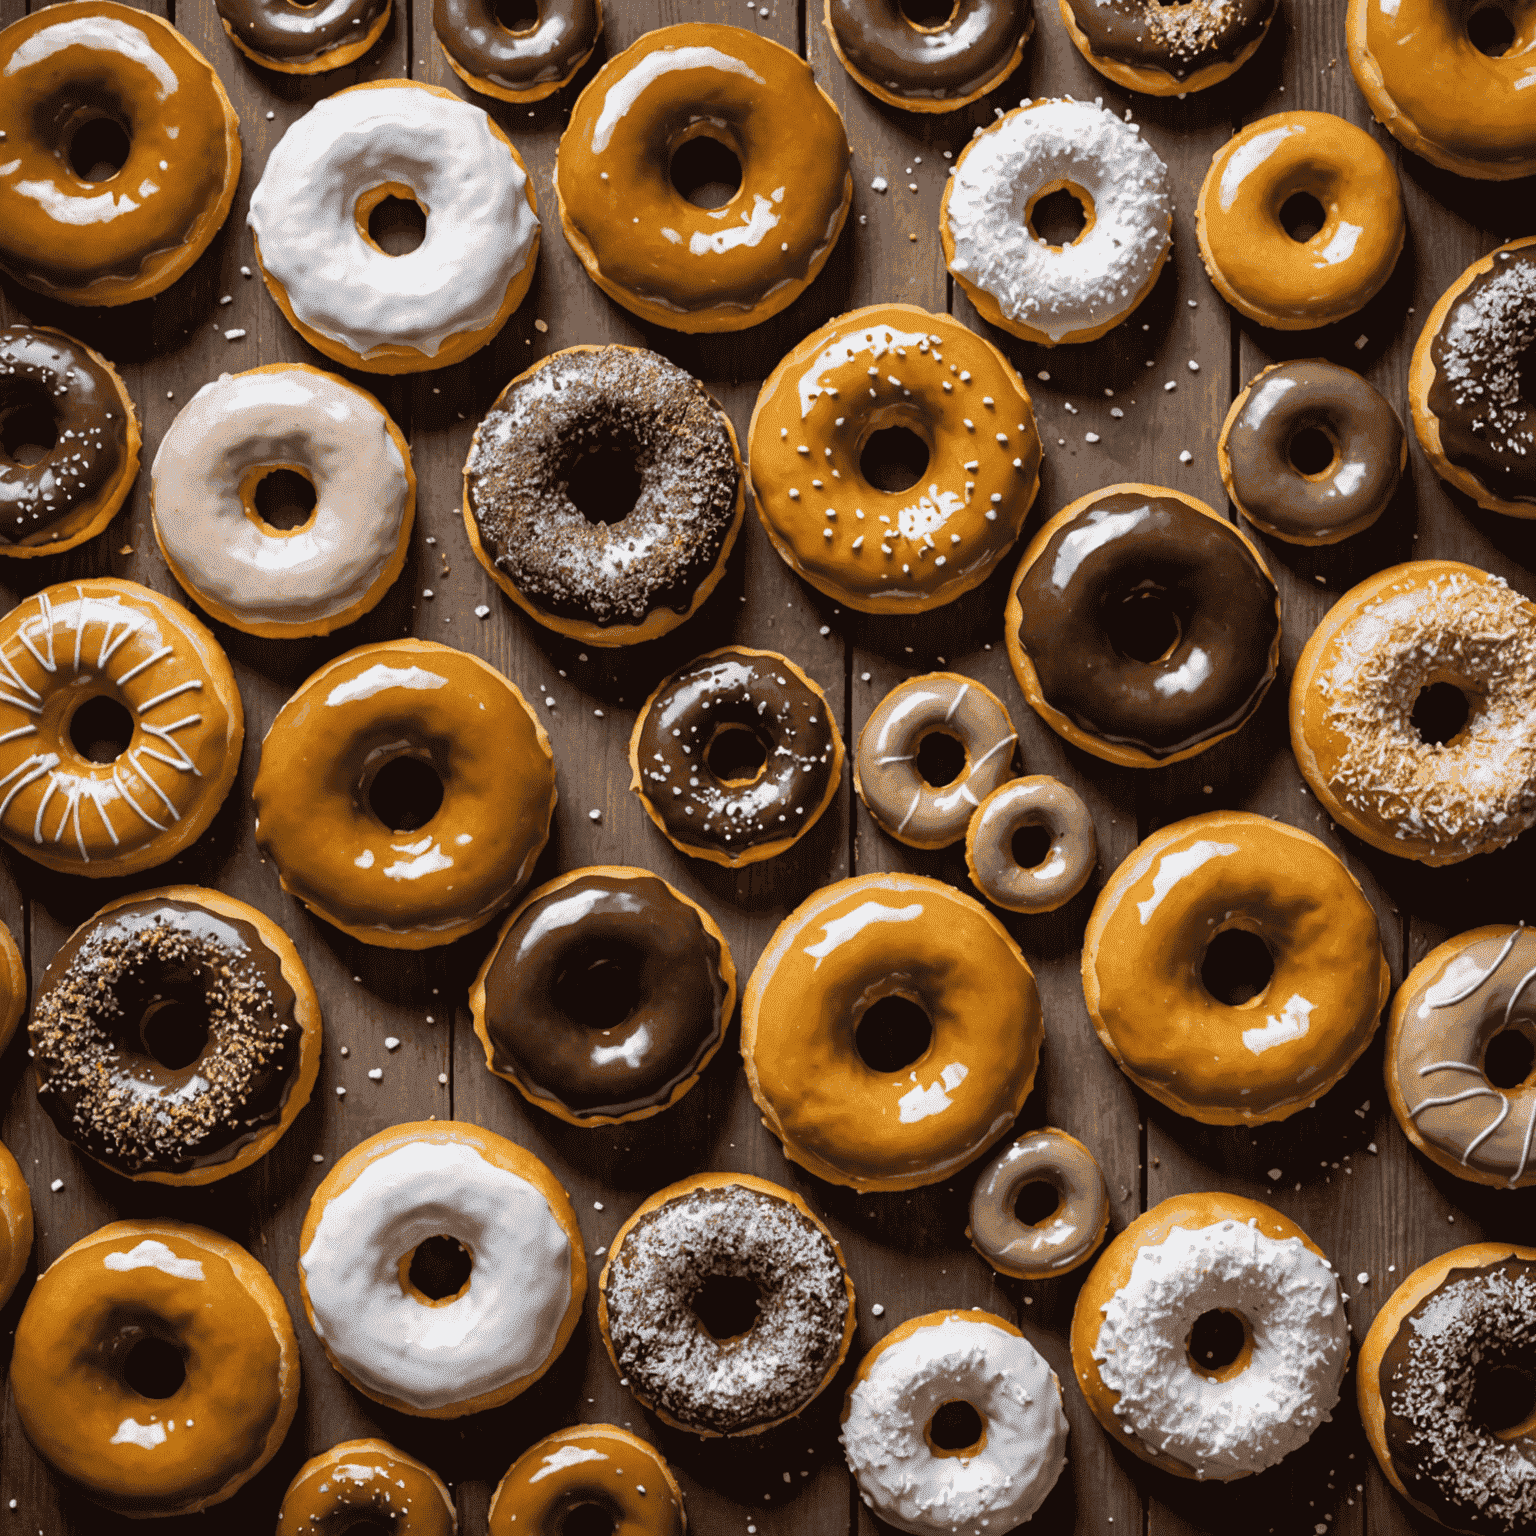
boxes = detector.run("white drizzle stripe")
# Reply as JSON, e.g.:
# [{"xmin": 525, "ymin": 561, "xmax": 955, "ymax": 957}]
[
  {"xmin": 1417, "ymin": 1060, "xmax": 1484, "ymax": 1077},
  {"xmin": 1408, "ymin": 1086, "xmax": 1503, "ymax": 1119},
  {"xmin": 1433, "ymin": 925, "xmax": 1523, "ymax": 1006},
  {"xmin": 114, "ymin": 645, "xmax": 174, "ymax": 687},
  {"xmin": 1503, "ymin": 963, "xmax": 1536, "ymax": 1026},
  {"xmin": 1462, "ymin": 1096, "xmax": 1511, "ymax": 1162},
  {"xmin": 136, "ymin": 680, "xmax": 202, "ymax": 714},
  {"xmin": 1513, "ymin": 1101, "xmax": 1536, "ymax": 1188}
]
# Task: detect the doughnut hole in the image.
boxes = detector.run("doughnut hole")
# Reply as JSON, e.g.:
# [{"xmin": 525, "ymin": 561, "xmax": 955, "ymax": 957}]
[
  {"xmin": 403, "ymin": 1235, "xmax": 473, "ymax": 1305},
  {"xmin": 140, "ymin": 999, "xmax": 210, "ymax": 1072},
  {"xmin": 914, "ymin": 730, "xmax": 967, "ymax": 788},
  {"xmin": 1474, "ymin": 1363, "xmax": 1536, "ymax": 1437},
  {"xmin": 66, "ymin": 111, "xmax": 131, "ymax": 183},
  {"xmin": 898, "ymin": 0, "xmax": 959, "ymax": 28},
  {"xmin": 1025, "ymin": 181, "xmax": 1093, "ymax": 248},
  {"xmin": 925, "ymin": 1399, "xmax": 987, "ymax": 1459},
  {"xmin": 1410, "ymin": 682, "xmax": 1473, "ymax": 747},
  {"xmin": 123, "ymin": 1335, "xmax": 187, "ymax": 1399},
  {"xmin": 1467, "ymin": 4, "xmax": 1517, "ymax": 53},
  {"xmin": 704, "ymin": 721, "xmax": 770, "ymax": 786},
  {"xmin": 556, "ymin": 1502, "xmax": 621, "ymax": 1536},
  {"xmin": 333, "ymin": 1517, "xmax": 391, "ymax": 1536},
  {"xmin": 1200, "ymin": 927, "xmax": 1275, "ymax": 1007},
  {"xmin": 561, "ymin": 439, "xmax": 644, "ymax": 526},
  {"xmin": 356, "ymin": 183, "xmax": 428, "ymax": 257},
  {"xmin": 0, "ymin": 395, "xmax": 57, "ymax": 467},
  {"xmin": 1187, "ymin": 1308, "xmax": 1252, "ymax": 1380},
  {"xmin": 859, "ymin": 423, "xmax": 930, "ymax": 493},
  {"xmin": 552, "ymin": 939, "xmax": 644, "ymax": 1030},
  {"xmin": 669, "ymin": 130, "xmax": 743, "ymax": 211},
  {"xmin": 494, "ymin": 0, "xmax": 541, "ymax": 33},
  {"xmin": 1011, "ymin": 822, "xmax": 1053, "ymax": 870},
  {"xmin": 1102, "ymin": 585, "xmax": 1183, "ymax": 666},
  {"xmin": 1483, "ymin": 1021, "xmax": 1536, "ymax": 1090},
  {"xmin": 855, "ymin": 992, "xmax": 933, "ymax": 1073},
  {"xmin": 691, "ymin": 1273, "xmax": 761, "ymax": 1342},
  {"xmin": 367, "ymin": 753, "xmax": 445, "ymax": 832},
  {"xmin": 1279, "ymin": 191, "xmax": 1326, "ymax": 243},
  {"xmin": 1011, "ymin": 1178, "xmax": 1062, "ymax": 1227},
  {"xmin": 249, "ymin": 466, "xmax": 318, "ymax": 533},
  {"xmin": 1287, "ymin": 424, "xmax": 1339, "ymax": 480},
  {"xmin": 68, "ymin": 692, "xmax": 135, "ymax": 765}
]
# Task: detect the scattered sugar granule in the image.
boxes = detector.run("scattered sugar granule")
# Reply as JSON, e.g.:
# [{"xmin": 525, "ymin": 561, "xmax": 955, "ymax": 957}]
[
  {"xmin": 50, "ymin": 1179, "xmax": 63, "ymax": 1192},
  {"xmin": 1179, "ymin": 449, "xmax": 1193, "ymax": 463},
  {"xmin": 534, "ymin": 318, "xmax": 549, "ymax": 333},
  {"xmin": 224, "ymin": 329, "xmax": 246, "ymax": 341},
  {"xmin": 589, "ymin": 808, "xmax": 602, "ymax": 821},
  {"xmin": 368, "ymin": 1068, "xmax": 383, "ymax": 1081},
  {"xmin": 871, "ymin": 1303, "xmax": 885, "ymax": 1317},
  {"xmin": 474, "ymin": 604, "xmax": 490, "ymax": 618},
  {"xmin": 871, "ymin": 176, "xmax": 888, "ymax": 192},
  {"xmin": 385, "ymin": 1037, "xmax": 400, "ymax": 1050}
]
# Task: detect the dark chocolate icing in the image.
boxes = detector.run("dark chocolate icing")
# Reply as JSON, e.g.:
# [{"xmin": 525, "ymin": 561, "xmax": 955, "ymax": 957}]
[
  {"xmin": 216, "ymin": 0, "xmax": 388, "ymax": 63},
  {"xmin": 826, "ymin": 0, "xmax": 1032, "ymax": 104},
  {"xmin": 1062, "ymin": 0, "xmax": 1274, "ymax": 80},
  {"xmin": 434, "ymin": 0, "xmax": 599, "ymax": 93}
]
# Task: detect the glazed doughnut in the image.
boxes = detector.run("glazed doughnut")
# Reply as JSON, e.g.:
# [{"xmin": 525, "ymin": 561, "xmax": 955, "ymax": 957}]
[
  {"xmin": 629, "ymin": 646, "xmax": 842, "ymax": 868},
  {"xmin": 1358, "ymin": 1243, "xmax": 1536, "ymax": 1533},
  {"xmin": 1196, "ymin": 112, "xmax": 1404, "ymax": 330},
  {"xmin": 152, "ymin": 364, "xmax": 415, "ymax": 637},
  {"xmin": 11, "ymin": 1219, "xmax": 299, "ymax": 1516},
  {"xmin": 1289, "ymin": 561, "xmax": 1536, "ymax": 866},
  {"xmin": 841, "ymin": 1309, "xmax": 1068, "ymax": 1535},
  {"xmin": 248, "ymin": 80, "xmax": 538, "ymax": 373},
  {"xmin": 435, "ymin": 0, "xmax": 602, "ymax": 101},
  {"xmin": 1059, "ymin": 0, "xmax": 1276, "ymax": 94},
  {"xmin": 0, "ymin": 1140, "xmax": 33, "ymax": 1309},
  {"xmin": 855, "ymin": 673, "xmax": 1017, "ymax": 849},
  {"xmin": 463, "ymin": 346, "xmax": 744, "ymax": 645},
  {"xmin": 0, "ymin": 326, "xmax": 141, "ymax": 558},
  {"xmin": 0, "ymin": 3, "xmax": 241, "ymax": 306},
  {"xmin": 30, "ymin": 886, "xmax": 321, "ymax": 1186},
  {"xmin": 1005, "ymin": 484, "xmax": 1280, "ymax": 769},
  {"xmin": 748, "ymin": 305, "xmax": 1042, "ymax": 612},
  {"xmin": 217, "ymin": 0, "xmax": 390, "ymax": 72},
  {"xmin": 472, "ymin": 866, "xmax": 736, "ymax": 1125},
  {"xmin": 489, "ymin": 1425, "xmax": 685, "ymax": 1536},
  {"xmin": 0, "ymin": 579, "xmax": 243, "ymax": 878},
  {"xmin": 942, "ymin": 99, "xmax": 1171, "ymax": 346},
  {"xmin": 1072, "ymin": 1193, "xmax": 1348, "ymax": 1481},
  {"xmin": 742, "ymin": 872, "xmax": 1043, "ymax": 1191},
  {"xmin": 253, "ymin": 639, "xmax": 556, "ymax": 948},
  {"xmin": 299, "ymin": 1121, "xmax": 585, "ymax": 1419},
  {"xmin": 1219, "ymin": 359, "xmax": 1406, "ymax": 544},
  {"xmin": 0, "ymin": 918, "xmax": 25, "ymax": 1055},
  {"xmin": 1387, "ymin": 924, "xmax": 1536, "ymax": 1190},
  {"xmin": 965, "ymin": 776, "xmax": 1097, "ymax": 915},
  {"xmin": 968, "ymin": 1128, "xmax": 1108, "ymax": 1279},
  {"xmin": 556, "ymin": 25, "xmax": 851, "ymax": 332},
  {"xmin": 278, "ymin": 1440, "xmax": 455, "ymax": 1536},
  {"xmin": 1083, "ymin": 811, "xmax": 1390, "ymax": 1125},
  {"xmin": 599, "ymin": 1172, "xmax": 855, "ymax": 1436},
  {"xmin": 1410, "ymin": 239, "xmax": 1536, "ymax": 519}
]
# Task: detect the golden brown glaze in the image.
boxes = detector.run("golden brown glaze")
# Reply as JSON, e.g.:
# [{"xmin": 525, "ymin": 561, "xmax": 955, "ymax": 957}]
[
  {"xmin": 0, "ymin": 1139, "xmax": 33, "ymax": 1309},
  {"xmin": 968, "ymin": 1128, "xmax": 1108, "ymax": 1279},
  {"xmin": 277, "ymin": 1439, "xmax": 456, "ymax": 1536},
  {"xmin": 0, "ymin": 917, "xmax": 25, "ymax": 1056}
]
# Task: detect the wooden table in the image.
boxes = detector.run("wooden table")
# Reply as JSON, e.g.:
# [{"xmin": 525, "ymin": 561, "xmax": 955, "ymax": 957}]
[{"xmin": 1, "ymin": 0, "xmax": 1533, "ymax": 1530}]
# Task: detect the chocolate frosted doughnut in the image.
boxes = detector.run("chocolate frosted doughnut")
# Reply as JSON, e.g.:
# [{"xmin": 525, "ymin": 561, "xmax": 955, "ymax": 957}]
[
  {"xmin": 965, "ymin": 775, "xmax": 1096, "ymax": 914},
  {"xmin": 968, "ymin": 1128, "xmax": 1109, "ymax": 1279},
  {"xmin": 216, "ymin": 0, "xmax": 390, "ymax": 72},
  {"xmin": 435, "ymin": 0, "xmax": 601, "ymax": 101},
  {"xmin": 1060, "ymin": 0, "xmax": 1276, "ymax": 94}
]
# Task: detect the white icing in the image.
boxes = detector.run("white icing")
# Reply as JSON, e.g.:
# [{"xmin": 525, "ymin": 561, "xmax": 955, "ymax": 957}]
[
  {"xmin": 103, "ymin": 1238, "xmax": 205, "ymax": 1281},
  {"xmin": 1241, "ymin": 992, "xmax": 1315, "ymax": 1054},
  {"xmin": 299, "ymin": 1139, "xmax": 573, "ymax": 1412},
  {"xmin": 842, "ymin": 1315, "xmax": 1068, "ymax": 1536},
  {"xmin": 589, "ymin": 47, "xmax": 763, "ymax": 154},
  {"xmin": 804, "ymin": 900, "xmax": 923, "ymax": 965},
  {"xmin": 326, "ymin": 663, "xmax": 447, "ymax": 709},
  {"xmin": 898, "ymin": 1061, "xmax": 970, "ymax": 1123},
  {"xmin": 1217, "ymin": 123, "xmax": 1294, "ymax": 212},
  {"xmin": 1136, "ymin": 841, "xmax": 1238, "ymax": 923},
  {"xmin": 796, "ymin": 324, "xmax": 930, "ymax": 418},
  {"xmin": 248, "ymin": 87, "xmax": 538, "ymax": 360},
  {"xmin": 530, "ymin": 1445, "xmax": 607, "ymax": 1481},
  {"xmin": 110, "ymin": 1417, "xmax": 168, "ymax": 1449}
]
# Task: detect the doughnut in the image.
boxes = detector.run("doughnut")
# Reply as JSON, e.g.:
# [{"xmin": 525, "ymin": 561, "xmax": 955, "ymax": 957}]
[
  {"xmin": 472, "ymin": 866, "xmax": 737, "ymax": 1125},
  {"xmin": 1196, "ymin": 111, "xmax": 1404, "ymax": 330},
  {"xmin": 10, "ymin": 1219, "xmax": 299, "ymax": 1516},
  {"xmin": 1348, "ymin": 0, "xmax": 1536, "ymax": 179},
  {"xmin": 217, "ymin": 0, "xmax": 390, "ymax": 72},
  {"xmin": 967, "ymin": 1128, "xmax": 1108, "ymax": 1279},
  {"xmin": 742, "ymin": 872, "xmax": 1043, "ymax": 1191},
  {"xmin": 841, "ymin": 1309, "xmax": 1068, "ymax": 1535},
  {"xmin": 435, "ymin": 0, "xmax": 602, "ymax": 101},
  {"xmin": 0, "ymin": 918, "xmax": 25, "ymax": 1056},
  {"xmin": 1072, "ymin": 1193, "xmax": 1348, "ymax": 1481},
  {"xmin": 855, "ymin": 673, "xmax": 1017, "ymax": 849},
  {"xmin": 1058, "ymin": 0, "xmax": 1276, "ymax": 94},
  {"xmin": 463, "ymin": 345, "xmax": 744, "ymax": 645},
  {"xmin": 0, "ymin": 579, "xmax": 243, "ymax": 878},
  {"xmin": 555, "ymin": 25, "xmax": 851, "ymax": 332},
  {"xmin": 278, "ymin": 1439, "xmax": 455, "ymax": 1536},
  {"xmin": 1410, "ymin": 239, "xmax": 1536, "ymax": 520},
  {"xmin": 248, "ymin": 80, "xmax": 538, "ymax": 374},
  {"xmin": 0, "ymin": 2, "xmax": 241, "ymax": 306},
  {"xmin": 1289, "ymin": 561, "xmax": 1536, "ymax": 866},
  {"xmin": 629, "ymin": 646, "xmax": 843, "ymax": 868},
  {"xmin": 965, "ymin": 776, "xmax": 1096, "ymax": 915},
  {"xmin": 748, "ymin": 305, "xmax": 1042, "ymax": 613},
  {"xmin": 1219, "ymin": 359, "xmax": 1406, "ymax": 544},
  {"xmin": 941, "ymin": 99, "xmax": 1171, "ymax": 346},
  {"xmin": 599, "ymin": 1172, "xmax": 855, "ymax": 1436},
  {"xmin": 489, "ymin": 1425, "xmax": 685, "ymax": 1536},
  {"xmin": 299, "ymin": 1120, "xmax": 585, "ymax": 1419},
  {"xmin": 1386, "ymin": 924, "xmax": 1536, "ymax": 1190},
  {"xmin": 1083, "ymin": 811, "xmax": 1389, "ymax": 1125},
  {"xmin": 0, "ymin": 1139, "xmax": 33, "ymax": 1309},
  {"xmin": 0, "ymin": 326, "xmax": 141, "ymax": 559},
  {"xmin": 1005, "ymin": 484, "xmax": 1280, "ymax": 769},
  {"xmin": 152, "ymin": 364, "xmax": 415, "ymax": 637},
  {"xmin": 1358, "ymin": 1243, "xmax": 1536, "ymax": 1533},
  {"xmin": 253, "ymin": 639, "xmax": 556, "ymax": 948}
]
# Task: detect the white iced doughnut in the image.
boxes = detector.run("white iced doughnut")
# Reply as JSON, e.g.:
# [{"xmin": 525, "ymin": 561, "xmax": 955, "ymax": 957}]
[
  {"xmin": 151, "ymin": 365, "xmax": 415, "ymax": 637},
  {"xmin": 841, "ymin": 1310, "xmax": 1069, "ymax": 1536},
  {"xmin": 248, "ymin": 80, "xmax": 539, "ymax": 373},
  {"xmin": 942, "ymin": 98, "xmax": 1172, "ymax": 346}
]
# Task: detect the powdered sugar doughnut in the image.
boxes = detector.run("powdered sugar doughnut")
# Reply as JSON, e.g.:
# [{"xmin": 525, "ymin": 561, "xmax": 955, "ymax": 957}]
[{"xmin": 941, "ymin": 98, "xmax": 1171, "ymax": 345}]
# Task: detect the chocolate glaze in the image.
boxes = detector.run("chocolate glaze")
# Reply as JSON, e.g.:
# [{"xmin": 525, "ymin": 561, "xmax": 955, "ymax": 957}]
[
  {"xmin": 1013, "ymin": 491, "xmax": 1279, "ymax": 759},
  {"xmin": 216, "ymin": 0, "xmax": 387, "ymax": 64},
  {"xmin": 827, "ymin": 0, "xmax": 1032, "ymax": 103},
  {"xmin": 1062, "ymin": 0, "xmax": 1273, "ymax": 81},
  {"xmin": 434, "ymin": 0, "xmax": 599, "ymax": 93},
  {"xmin": 969, "ymin": 1128, "xmax": 1108, "ymax": 1277}
]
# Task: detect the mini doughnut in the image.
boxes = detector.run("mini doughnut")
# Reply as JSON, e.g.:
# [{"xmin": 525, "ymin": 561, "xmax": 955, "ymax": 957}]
[
  {"xmin": 299, "ymin": 1121, "xmax": 585, "ymax": 1419},
  {"xmin": 11, "ymin": 1219, "xmax": 299, "ymax": 1516},
  {"xmin": 965, "ymin": 776, "xmax": 1097, "ymax": 915},
  {"xmin": 1072, "ymin": 1193, "xmax": 1349, "ymax": 1481},
  {"xmin": 599, "ymin": 1172, "xmax": 855, "ymax": 1436},
  {"xmin": 742, "ymin": 872, "xmax": 1043, "ymax": 1191},
  {"xmin": 1006, "ymin": 484, "xmax": 1280, "ymax": 768},
  {"xmin": 152, "ymin": 364, "xmax": 415, "ymax": 637},
  {"xmin": 463, "ymin": 345, "xmax": 744, "ymax": 645},
  {"xmin": 1196, "ymin": 112, "xmax": 1404, "ymax": 331},
  {"xmin": 254, "ymin": 639, "xmax": 556, "ymax": 948},
  {"xmin": 1410, "ymin": 238, "xmax": 1536, "ymax": 520},
  {"xmin": 0, "ymin": 326, "xmax": 141, "ymax": 558},
  {"xmin": 556, "ymin": 25, "xmax": 851, "ymax": 332},
  {"xmin": 1219, "ymin": 359, "xmax": 1406, "ymax": 544},
  {"xmin": 1387, "ymin": 924, "xmax": 1536, "ymax": 1190},
  {"xmin": 942, "ymin": 99, "xmax": 1171, "ymax": 345},
  {"xmin": 0, "ymin": 2, "xmax": 241, "ymax": 306},
  {"xmin": 967, "ymin": 1128, "xmax": 1108, "ymax": 1279},
  {"xmin": 472, "ymin": 866, "xmax": 737, "ymax": 1125},
  {"xmin": 748, "ymin": 305, "xmax": 1042, "ymax": 613},
  {"xmin": 0, "ymin": 1140, "xmax": 33, "ymax": 1309},
  {"xmin": 249, "ymin": 80, "xmax": 539, "ymax": 373},
  {"xmin": 1083, "ymin": 811, "xmax": 1390, "ymax": 1125},
  {"xmin": 1059, "ymin": 0, "xmax": 1275, "ymax": 94},
  {"xmin": 435, "ymin": 0, "xmax": 602, "ymax": 101},
  {"xmin": 855, "ymin": 672, "xmax": 1017, "ymax": 849},
  {"xmin": 217, "ymin": 0, "xmax": 390, "ymax": 72},
  {"xmin": 0, "ymin": 579, "xmax": 243, "ymax": 878},
  {"xmin": 629, "ymin": 646, "xmax": 842, "ymax": 868},
  {"xmin": 0, "ymin": 918, "xmax": 25, "ymax": 1056},
  {"xmin": 278, "ymin": 1440, "xmax": 455, "ymax": 1536},
  {"xmin": 841, "ymin": 1309, "xmax": 1068, "ymax": 1535},
  {"xmin": 1289, "ymin": 561, "xmax": 1536, "ymax": 866}
]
